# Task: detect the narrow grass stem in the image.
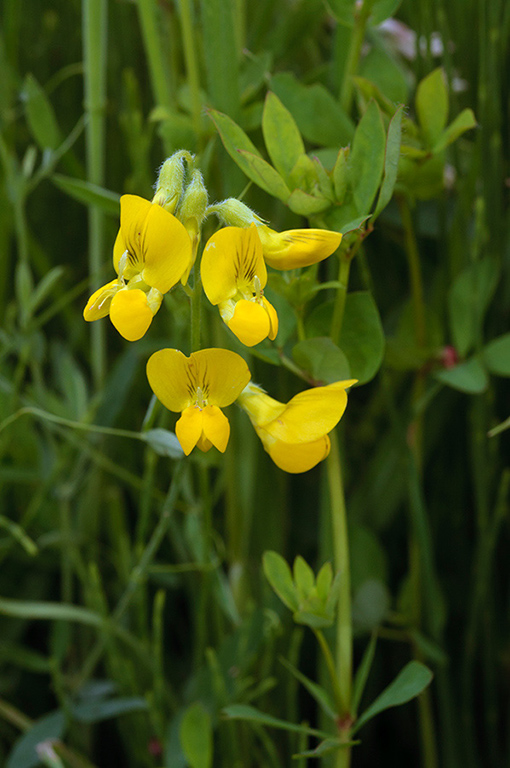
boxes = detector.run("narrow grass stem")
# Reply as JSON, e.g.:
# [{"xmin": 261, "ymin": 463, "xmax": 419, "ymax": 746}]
[
  {"xmin": 82, "ymin": 0, "xmax": 107, "ymax": 388},
  {"xmin": 330, "ymin": 257, "xmax": 351, "ymax": 346},
  {"xmin": 178, "ymin": 0, "xmax": 203, "ymax": 146},
  {"xmin": 313, "ymin": 628, "xmax": 344, "ymax": 715},
  {"xmin": 136, "ymin": 0, "xmax": 173, "ymax": 109},
  {"xmin": 339, "ymin": 0, "xmax": 376, "ymax": 113}
]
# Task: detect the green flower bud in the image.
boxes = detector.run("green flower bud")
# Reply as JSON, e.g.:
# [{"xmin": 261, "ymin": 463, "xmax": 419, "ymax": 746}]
[
  {"xmin": 207, "ymin": 198, "xmax": 264, "ymax": 228},
  {"xmin": 153, "ymin": 151, "xmax": 191, "ymax": 213},
  {"xmin": 177, "ymin": 169, "xmax": 208, "ymax": 245}
]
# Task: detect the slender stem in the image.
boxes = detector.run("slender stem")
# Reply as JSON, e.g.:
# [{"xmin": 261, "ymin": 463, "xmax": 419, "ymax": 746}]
[
  {"xmin": 398, "ymin": 197, "xmax": 427, "ymax": 349},
  {"xmin": 339, "ymin": 0, "xmax": 376, "ymax": 113},
  {"xmin": 330, "ymin": 257, "xmax": 352, "ymax": 346},
  {"xmin": 82, "ymin": 0, "xmax": 107, "ymax": 388},
  {"xmin": 313, "ymin": 628, "xmax": 344, "ymax": 715},
  {"xmin": 178, "ymin": 0, "xmax": 203, "ymax": 146},
  {"xmin": 136, "ymin": 0, "xmax": 174, "ymax": 109}
]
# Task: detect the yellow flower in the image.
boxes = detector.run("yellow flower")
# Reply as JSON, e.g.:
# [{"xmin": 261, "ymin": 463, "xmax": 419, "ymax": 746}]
[
  {"xmin": 238, "ymin": 380, "xmax": 356, "ymax": 473},
  {"xmin": 83, "ymin": 195, "xmax": 193, "ymax": 341},
  {"xmin": 201, "ymin": 225, "xmax": 278, "ymax": 347},
  {"xmin": 256, "ymin": 225, "xmax": 342, "ymax": 270},
  {"xmin": 146, "ymin": 348, "xmax": 251, "ymax": 455}
]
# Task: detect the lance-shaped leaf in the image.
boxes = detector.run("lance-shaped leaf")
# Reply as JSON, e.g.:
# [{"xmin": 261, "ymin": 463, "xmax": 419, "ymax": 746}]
[
  {"xmin": 435, "ymin": 356, "xmax": 489, "ymax": 394},
  {"xmin": 373, "ymin": 105, "xmax": 404, "ymax": 219},
  {"xmin": 52, "ymin": 174, "xmax": 120, "ymax": 216},
  {"xmin": 263, "ymin": 551, "xmax": 299, "ymax": 611},
  {"xmin": 483, "ymin": 333, "xmax": 510, "ymax": 377},
  {"xmin": 433, "ymin": 108, "xmax": 477, "ymax": 153},
  {"xmin": 237, "ymin": 149, "xmax": 291, "ymax": 202},
  {"xmin": 351, "ymin": 661, "xmax": 433, "ymax": 734},
  {"xmin": 21, "ymin": 74, "xmax": 61, "ymax": 151},
  {"xmin": 416, "ymin": 68, "xmax": 448, "ymax": 148},
  {"xmin": 279, "ymin": 656, "xmax": 336, "ymax": 720},
  {"xmin": 209, "ymin": 108, "xmax": 264, "ymax": 176},
  {"xmin": 287, "ymin": 189, "xmax": 330, "ymax": 216},
  {"xmin": 262, "ymin": 92, "xmax": 305, "ymax": 180},
  {"xmin": 180, "ymin": 703, "xmax": 213, "ymax": 768},
  {"xmin": 222, "ymin": 704, "xmax": 331, "ymax": 740},
  {"xmin": 349, "ymin": 100, "xmax": 386, "ymax": 213}
]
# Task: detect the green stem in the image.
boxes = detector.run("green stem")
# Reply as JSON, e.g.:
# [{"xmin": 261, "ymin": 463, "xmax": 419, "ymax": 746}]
[
  {"xmin": 339, "ymin": 0, "xmax": 376, "ymax": 113},
  {"xmin": 135, "ymin": 0, "xmax": 174, "ymax": 109},
  {"xmin": 327, "ymin": 432, "xmax": 352, "ymax": 721},
  {"xmin": 178, "ymin": 0, "xmax": 203, "ymax": 146},
  {"xmin": 330, "ymin": 257, "xmax": 351, "ymax": 346},
  {"xmin": 82, "ymin": 0, "xmax": 107, "ymax": 389},
  {"xmin": 398, "ymin": 197, "xmax": 427, "ymax": 349},
  {"xmin": 313, "ymin": 628, "xmax": 344, "ymax": 715}
]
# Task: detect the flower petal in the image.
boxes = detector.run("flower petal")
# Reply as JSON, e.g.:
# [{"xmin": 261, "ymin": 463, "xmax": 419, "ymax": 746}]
[
  {"xmin": 176, "ymin": 407, "xmax": 203, "ymax": 455},
  {"xmin": 257, "ymin": 226, "xmax": 342, "ymax": 269},
  {"xmin": 267, "ymin": 434, "xmax": 331, "ymax": 473},
  {"xmin": 83, "ymin": 279, "xmax": 121, "ymax": 321},
  {"xmin": 263, "ymin": 381, "xmax": 356, "ymax": 443},
  {"xmin": 262, "ymin": 297, "xmax": 278, "ymax": 340},
  {"xmin": 202, "ymin": 405, "xmax": 230, "ymax": 452},
  {"xmin": 227, "ymin": 300, "xmax": 271, "ymax": 347},
  {"xmin": 141, "ymin": 203, "xmax": 193, "ymax": 293},
  {"xmin": 190, "ymin": 349, "xmax": 251, "ymax": 407},
  {"xmin": 110, "ymin": 289, "xmax": 154, "ymax": 341},
  {"xmin": 202, "ymin": 225, "xmax": 266, "ymax": 305},
  {"xmin": 146, "ymin": 348, "xmax": 194, "ymax": 412},
  {"xmin": 119, "ymin": 194, "xmax": 152, "ymax": 268},
  {"xmin": 113, "ymin": 229, "xmax": 127, "ymax": 274}
]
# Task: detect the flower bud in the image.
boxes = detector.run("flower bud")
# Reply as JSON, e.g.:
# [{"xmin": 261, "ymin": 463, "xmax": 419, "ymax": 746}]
[
  {"xmin": 152, "ymin": 151, "xmax": 189, "ymax": 213},
  {"xmin": 208, "ymin": 198, "xmax": 263, "ymax": 228}
]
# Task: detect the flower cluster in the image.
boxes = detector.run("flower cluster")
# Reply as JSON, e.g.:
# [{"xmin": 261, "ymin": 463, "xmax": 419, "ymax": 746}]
[{"xmin": 83, "ymin": 152, "xmax": 355, "ymax": 471}]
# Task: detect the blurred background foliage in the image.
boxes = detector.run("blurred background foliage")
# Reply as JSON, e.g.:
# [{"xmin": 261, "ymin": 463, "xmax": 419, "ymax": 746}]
[{"xmin": 0, "ymin": 0, "xmax": 509, "ymax": 766}]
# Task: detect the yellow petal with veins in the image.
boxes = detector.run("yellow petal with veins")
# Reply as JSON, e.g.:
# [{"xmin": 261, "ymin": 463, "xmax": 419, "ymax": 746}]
[
  {"xmin": 227, "ymin": 300, "xmax": 271, "ymax": 347},
  {"xmin": 202, "ymin": 405, "xmax": 230, "ymax": 452},
  {"xmin": 83, "ymin": 279, "xmax": 121, "ymax": 321},
  {"xmin": 267, "ymin": 434, "xmax": 331, "ymax": 473},
  {"xmin": 141, "ymin": 203, "xmax": 193, "ymax": 293},
  {"xmin": 262, "ymin": 297, "xmax": 278, "ymax": 340},
  {"xmin": 190, "ymin": 349, "xmax": 251, "ymax": 406},
  {"xmin": 257, "ymin": 226, "xmax": 342, "ymax": 270},
  {"xmin": 109, "ymin": 289, "xmax": 153, "ymax": 341},
  {"xmin": 119, "ymin": 195, "xmax": 152, "ymax": 267},
  {"xmin": 146, "ymin": 349, "xmax": 193, "ymax": 412},
  {"xmin": 176, "ymin": 407, "xmax": 203, "ymax": 455},
  {"xmin": 201, "ymin": 225, "xmax": 266, "ymax": 305},
  {"xmin": 263, "ymin": 381, "xmax": 356, "ymax": 443}
]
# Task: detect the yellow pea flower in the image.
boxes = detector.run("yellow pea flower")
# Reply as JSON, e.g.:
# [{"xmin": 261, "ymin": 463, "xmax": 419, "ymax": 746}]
[
  {"xmin": 237, "ymin": 380, "xmax": 356, "ymax": 473},
  {"xmin": 201, "ymin": 225, "xmax": 278, "ymax": 347},
  {"xmin": 84, "ymin": 195, "xmax": 193, "ymax": 341},
  {"xmin": 207, "ymin": 198, "xmax": 342, "ymax": 270},
  {"xmin": 146, "ymin": 348, "xmax": 251, "ymax": 455},
  {"xmin": 256, "ymin": 225, "xmax": 342, "ymax": 270}
]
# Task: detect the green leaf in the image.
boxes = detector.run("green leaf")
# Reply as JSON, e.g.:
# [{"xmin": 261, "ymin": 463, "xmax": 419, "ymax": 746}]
[
  {"xmin": 236, "ymin": 149, "xmax": 291, "ymax": 202},
  {"xmin": 142, "ymin": 429, "xmax": 184, "ymax": 459},
  {"xmin": 222, "ymin": 704, "xmax": 331, "ymax": 739},
  {"xmin": 352, "ymin": 661, "xmax": 433, "ymax": 734},
  {"xmin": 370, "ymin": 0, "xmax": 404, "ymax": 25},
  {"xmin": 349, "ymin": 101, "xmax": 386, "ymax": 213},
  {"xmin": 337, "ymin": 215, "xmax": 371, "ymax": 234},
  {"xmin": 263, "ymin": 551, "xmax": 298, "ymax": 611},
  {"xmin": 21, "ymin": 74, "xmax": 61, "ymax": 150},
  {"xmin": 316, "ymin": 562, "xmax": 333, "ymax": 602},
  {"xmin": 271, "ymin": 72, "xmax": 354, "ymax": 147},
  {"xmin": 352, "ymin": 580, "xmax": 390, "ymax": 631},
  {"xmin": 333, "ymin": 148, "xmax": 349, "ymax": 204},
  {"xmin": 374, "ymin": 105, "xmax": 404, "ymax": 219},
  {"xmin": 483, "ymin": 333, "xmax": 510, "ymax": 376},
  {"xmin": 262, "ymin": 92, "xmax": 305, "ymax": 180},
  {"xmin": 433, "ymin": 108, "xmax": 477, "ymax": 153},
  {"xmin": 199, "ymin": 0, "xmax": 240, "ymax": 119},
  {"xmin": 340, "ymin": 292, "xmax": 385, "ymax": 383},
  {"xmin": 279, "ymin": 656, "xmax": 336, "ymax": 720},
  {"xmin": 352, "ymin": 633, "xmax": 378, "ymax": 714},
  {"xmin": 328, "ymin": 0, "xmax": 356, "ymax": 26},
  {"xmin": 448, "ymin": 258, "xmax": 498, "ymax": 356},
  {"xmin": 359, "ymin": 47, "xmax": 409, "ymax": 104},
  {"xmin": 293, "ymin": 556, "xmax": 315, "ymax": 600},
  {"xmin": 209, "ymin": 107, "xmax": 263, "ymax": 171},
  {"xmin": 292, "ymin": 337, "xmax": 351, "ymax": 384},
  {"xmin": 435, "ymin": 356, "xmax": 489, "ymax": 394},
  {"xmin": 416, "ymin": 68, "xmax": 449, "ymax": 148},
  {"xmin": 28, "ymin": 267, "xmax": 65, "ymax": 317},
  {"xmin": 6, "ymin": 711, "xmax": 66, "ymax": 768},
  {"xmin": 51, "ymin": 174, "xmax": 120, "ymax": 216},
  {"xmin": 72, "ymin": 696, "xmax": 148, "ymax": 723},
  {"xmin": 180, "ymin": 703, "xmax": 213, "ymax": 768},
  {"xmin": 304, "ymin": 294, "xmax": 385, "ymax": 384},
  {"xmin": 0, "ymin": 597, "xmax": 104, "ymax": 627},
  {"xmin": 287, "ymin": 188, "xmax": 330, "ymax": 215}
]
